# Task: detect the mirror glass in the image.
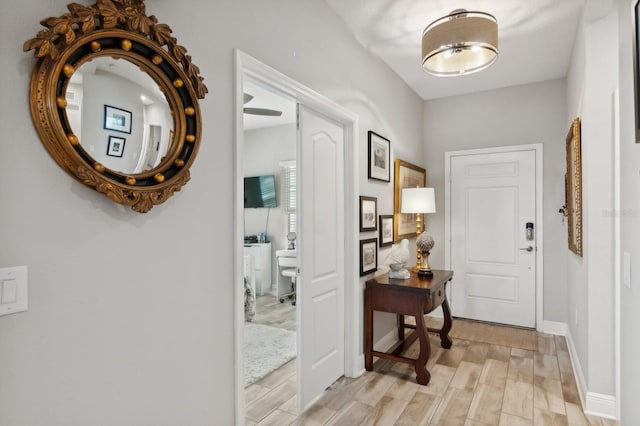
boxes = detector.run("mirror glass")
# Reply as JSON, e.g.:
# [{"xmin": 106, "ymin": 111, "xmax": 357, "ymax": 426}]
[{"xmin": 67, "ymin": 56, "xmax": 174, "ymax": 174}]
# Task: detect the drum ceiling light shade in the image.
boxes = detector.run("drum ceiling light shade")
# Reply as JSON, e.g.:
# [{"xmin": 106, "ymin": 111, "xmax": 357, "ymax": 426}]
[{"xmin": 422, "ymin": 9, "xmax": 498, "ymax": 77}]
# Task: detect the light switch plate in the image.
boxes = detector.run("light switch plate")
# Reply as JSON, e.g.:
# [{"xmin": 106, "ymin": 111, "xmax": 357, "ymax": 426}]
[{"xmin": 0, "ymin": 266, "xmax": 28, "ymax": 316}]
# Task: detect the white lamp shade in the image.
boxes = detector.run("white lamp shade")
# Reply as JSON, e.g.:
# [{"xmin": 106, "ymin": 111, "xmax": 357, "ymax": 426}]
[
  {"xmin": 401, "ymin": 187, "xmax": 436, "ymax": 214},
  {"xmin": 422, "ymin": 10, "xmax": 498, "ymax": 77}
]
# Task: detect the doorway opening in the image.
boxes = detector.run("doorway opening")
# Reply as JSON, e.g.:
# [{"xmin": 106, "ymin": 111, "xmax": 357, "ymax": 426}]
[
  {"xmin": 234, "ymin": 50, "xmax": 361, "ymax": 424},
  {"xmin": 242, "ymin": 77, "xmax": 298, "ymax": 418}
]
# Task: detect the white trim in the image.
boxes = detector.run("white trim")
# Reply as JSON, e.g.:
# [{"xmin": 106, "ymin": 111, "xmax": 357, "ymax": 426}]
[
  {"xmin": 444, "ymin": 143, "xmax": 544, "ymax": 331},
  {"xmin": 374, "ymin": 328, "xmax": 400, "ymax": 353},
  {"xmin": 234, "ymin": 50, "xmax": 359, "ymax": 424},
  {"xmin": 542, "ymin": 320, "xmax": 567, "ymax": 336},
  {"xmin": 565, "ymin": 324, "xmax": 618, "ymax": 420},
  {"xmin": 233, "ymin": 52, "xmax": 247, "ymax": 426},
  {"xmin": 565, "ymin": 327, "xmax": 588, "ymax": 408},
  {"xmin": 612, "ymin": 88, "xmax": 621, "ymax": 420},
  {"xmin": 585, "ymin": 393, "xmax": 618, "ymax": 419}
]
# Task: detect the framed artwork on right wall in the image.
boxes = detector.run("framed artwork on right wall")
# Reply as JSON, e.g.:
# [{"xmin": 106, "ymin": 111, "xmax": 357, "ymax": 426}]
[{"xmin": 566, "ymin": 117, "xmax": 583, "ymax": 257}]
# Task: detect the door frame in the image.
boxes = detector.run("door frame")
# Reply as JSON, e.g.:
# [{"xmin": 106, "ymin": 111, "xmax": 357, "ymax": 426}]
[
  {"xmin": 444, "ymin": 143, "xmax": 544, "ymax": 331},
  {"xmin": 233, "ymin": 50, "xmax": 360, "ymax": 424}
]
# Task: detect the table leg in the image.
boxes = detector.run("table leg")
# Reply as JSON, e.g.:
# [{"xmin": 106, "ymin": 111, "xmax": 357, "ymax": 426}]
[
  {"xmin": 398, "ymin": 314, "xmax": 405, "ymax": 340},
  {"xmin": 364, "ymin": 288, "xmax": 373, "ymax": 371},
  {"xmin": 439, "ymin": 296, "xmax": 453, "ymax": 349},
  {"xmin": 413, "ymin": 307, "xmax": 431, "ymax": 385}
]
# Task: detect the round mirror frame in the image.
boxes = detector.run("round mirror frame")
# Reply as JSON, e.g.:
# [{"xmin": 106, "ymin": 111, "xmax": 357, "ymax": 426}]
[{"xmin": 24, "ymin": 0, "xmax": 207, "ymax": 213}]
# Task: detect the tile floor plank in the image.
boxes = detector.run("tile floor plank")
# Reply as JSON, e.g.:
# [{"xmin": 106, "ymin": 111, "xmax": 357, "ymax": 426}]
[
  {"xmin": 449, "ymin": 361, "xmax": 483, "ymax": 391},
  {"xmin": 394, "ymin": 391, "xmax": 440, "ymax": 426},
  {"xmin": 430, "ymin": 387, "xmax": 474, "ymax": 426},
  {"xmin": 534, "ymin": 352, "xmax": 561, "ymax": 380},
  {"xmin": 508, "ymin": 354, "xmax": 534, "ymax": 384},
  {"xmin": 467, "ymin": 383, "xmax": 504, "ymax": 425},
  {"xmin": 533, "ymin": 407, "xmax": 568, "ymax": 426},
  {"xmin": 502, "ymin": 379, "xmax": 534, "ymax": 420},
  {"xmin": 479, "ymin": 358, "xmax": 509, "ymax": 389},
  {"xmin": 533, "ymin": 376, "xmax": 566, "ymax": 415},
  {"xmin": 256, "ymin": 408, "xmax": 297, "ymax": 426}
]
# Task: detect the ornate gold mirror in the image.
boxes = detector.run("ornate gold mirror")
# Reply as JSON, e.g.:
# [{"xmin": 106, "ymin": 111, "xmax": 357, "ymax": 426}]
[{"xmin": 24, "ymin": 0, "xmax": 207, "ymax": 212}]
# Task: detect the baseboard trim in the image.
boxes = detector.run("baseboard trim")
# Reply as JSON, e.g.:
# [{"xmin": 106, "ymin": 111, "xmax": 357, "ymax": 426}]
[
  {"xmin": 347, "ymin": 354, "xmax": 365, "ymax": 378},
  {"xmin": 564, "ymin": 328, "xmax": 618, "ymax": 419},
  {"xmin": 585, "ymin": 392, "xmax": 617, "ymax": 419},
  {"xmin": 542, "ymin": 320, "xmax": 567, "ymax": 336},
  {"xmin": 565, "ymin": 328, "xmax": 588, "ymax": 408},
  {"xmin": 375, "ymin": 328, "xmax": 399, "ymax": 353}
]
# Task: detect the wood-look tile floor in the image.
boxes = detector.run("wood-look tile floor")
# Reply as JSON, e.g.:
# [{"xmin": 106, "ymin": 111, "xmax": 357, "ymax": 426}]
[
  {"xmin": 251, "ymin": 292, "xmax": 296, "ymax": 331},
  {"xmin": 246, "ymin": 297, "xmax": 617, "ymax": 425}
]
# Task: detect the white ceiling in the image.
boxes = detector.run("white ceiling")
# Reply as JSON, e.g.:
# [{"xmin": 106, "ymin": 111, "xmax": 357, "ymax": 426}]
[
  {"xmin": 324, "ymin": 0, "xmax": 585, "ymax": 100},
  {"xmin": 243, "ymin": 0, "xmax": 586, "ymax": 130}
]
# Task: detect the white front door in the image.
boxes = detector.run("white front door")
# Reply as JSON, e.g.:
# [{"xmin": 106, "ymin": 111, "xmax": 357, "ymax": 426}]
[
  {"xmin": 297, "ymin": 105, "xmax": 345, "ymax": 409},
  {"xmin": 449, "ymin": 149, "xmax": 537, "ymax": 328}
]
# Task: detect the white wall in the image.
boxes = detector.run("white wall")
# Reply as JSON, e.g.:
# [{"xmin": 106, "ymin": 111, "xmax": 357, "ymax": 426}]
[
  {"xmin": 244, "ymin": 123, "xmax": 296, "ymax": 287},
  {"xmin": 423, "ymin": 79, "xmax": 568, "ymax": 323},
  {"xmin": 583, "ymin": 8, "xmax": 617, "ymax": 397},
  {"xmin": 0, "ymin": 0, "xmax": 423, "ymax": 424},
  {"xmin": 565, "ymin": 11, "xmax": 591, "ymax": 387},
  {"xmin": 617, "ymin": 0, "xmax": 640, "ymax": 423},
  {"xmin": 565, "ymin": 2, "xmax": 618, "ymax": 403}
]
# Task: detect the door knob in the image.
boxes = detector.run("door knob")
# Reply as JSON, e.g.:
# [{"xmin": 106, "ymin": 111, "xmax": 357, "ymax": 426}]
[{"xmin": 520, "ymin": 246, "xmax": 534, "ymax": 252}]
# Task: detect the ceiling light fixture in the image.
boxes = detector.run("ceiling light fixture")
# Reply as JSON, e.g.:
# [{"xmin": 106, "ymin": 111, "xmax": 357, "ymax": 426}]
[{"xmin": 422, "ymin": 9, "xmax": 498, "ymax": 77}]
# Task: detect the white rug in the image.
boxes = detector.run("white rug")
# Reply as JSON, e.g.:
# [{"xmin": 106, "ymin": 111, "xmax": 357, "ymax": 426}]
[{"xmin": 244, "ymin": 322, "xmax": 296, "ymax": 387}]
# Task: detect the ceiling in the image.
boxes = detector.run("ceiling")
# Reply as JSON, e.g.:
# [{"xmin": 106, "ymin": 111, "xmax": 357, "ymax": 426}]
[
  {"xmin": 243, "ymin": 0, "xmax": 586, "ymax": 130},
  {"xmin": 324, "ymin": 0, "xmax": 585, "ymax": 100}
]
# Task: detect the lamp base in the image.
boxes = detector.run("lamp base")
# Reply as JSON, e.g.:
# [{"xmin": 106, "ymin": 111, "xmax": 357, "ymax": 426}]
[{"xmin": 417, "ymin": 269, "xmax": 433, "ymax": 278}]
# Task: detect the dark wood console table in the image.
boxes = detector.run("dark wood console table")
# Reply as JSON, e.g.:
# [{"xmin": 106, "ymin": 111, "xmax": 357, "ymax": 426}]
[{"xmin": 364, "ymin": 269, "xmax": 454, "ymax": 385}]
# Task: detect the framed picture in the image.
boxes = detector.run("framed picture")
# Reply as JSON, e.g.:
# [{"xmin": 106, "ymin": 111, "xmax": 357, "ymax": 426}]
[
  {"xmin": 393, "ymin": 159, "xmax": 426, "ymax": 241},
  {"xmin": 360, "ymin": 238, "xmax": 378, "ymax": 276},
  {"xmin": 107, "ymin": 135, "xmax": 126, "ymax": 157},
  {"xmin": 379, "ymin": 215, "xmax": 394, "ymax": 247},
  {"xmin": 368, "ymin": 131, "xmax": 391, "ymax": 182},
  {"xmin": 359, "ymin": 196, "xmax": 378, "ymax": 232},
  {"xmin": 566, "ymin": 117, "xmax": 583, "ymax": 257},
  {"xmin": 634, "ymin": 0, "xmax": 640, "ymax": 142},
  {"xmin": 104, "ymin": 105, "xmax": 132, "ymax": 134}
]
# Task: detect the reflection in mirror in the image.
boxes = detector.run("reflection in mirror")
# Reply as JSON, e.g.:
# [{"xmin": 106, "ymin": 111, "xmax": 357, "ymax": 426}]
[{"xmin": 68, "ymin": 57, "xmax": 174, "ymax": 174}]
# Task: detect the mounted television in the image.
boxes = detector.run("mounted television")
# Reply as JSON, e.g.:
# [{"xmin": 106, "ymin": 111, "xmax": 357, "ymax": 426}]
[{"xmin": 244, "ymin": 175, "xmax": 277, "ymax": 208}]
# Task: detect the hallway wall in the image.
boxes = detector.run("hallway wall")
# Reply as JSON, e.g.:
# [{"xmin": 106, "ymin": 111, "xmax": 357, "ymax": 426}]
[{"xmin": 0, "ymin": 1, "xmax": 424, "ymax": 424}]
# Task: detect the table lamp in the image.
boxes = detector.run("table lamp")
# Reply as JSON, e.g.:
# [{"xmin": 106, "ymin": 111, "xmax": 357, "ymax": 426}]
[{"xmin": 401, "ymin": 187, "xmax": 436, "ymax": 275}]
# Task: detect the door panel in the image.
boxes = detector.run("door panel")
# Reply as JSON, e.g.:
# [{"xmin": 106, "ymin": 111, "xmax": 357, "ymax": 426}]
[
  {"xmin": 466, "ymin": 274, "xmax": 518, "ymax": 302},
  {"xmin": 450, "ymin": 150, "xmax": 536, "ymax": 328},
  {"xmin": 466, "ymin": 187, "xmax": 518, "ymax": 264},
  {"xmin": 298, "ymin": 105, "xmax": 345, "ymax": 409}
]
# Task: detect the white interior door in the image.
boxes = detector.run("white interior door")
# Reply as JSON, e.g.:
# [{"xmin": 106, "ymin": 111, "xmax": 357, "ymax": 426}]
[
  {"xmin": 450, "ymin": 149, "xmax": 537, "ymax": 328},
  {"xmin": 297, "ymin": 105, "xmax": 345, "ymax": 409}
]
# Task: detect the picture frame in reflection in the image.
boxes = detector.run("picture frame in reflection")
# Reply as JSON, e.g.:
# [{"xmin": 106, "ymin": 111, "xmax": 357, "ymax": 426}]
[
  {"xmin": 104, "ymin": 105, "xmax": 132, "ymax": 134},
  {"xmin": 107, "ymin": 135, "xmax": 126, "ymax": 158}
]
